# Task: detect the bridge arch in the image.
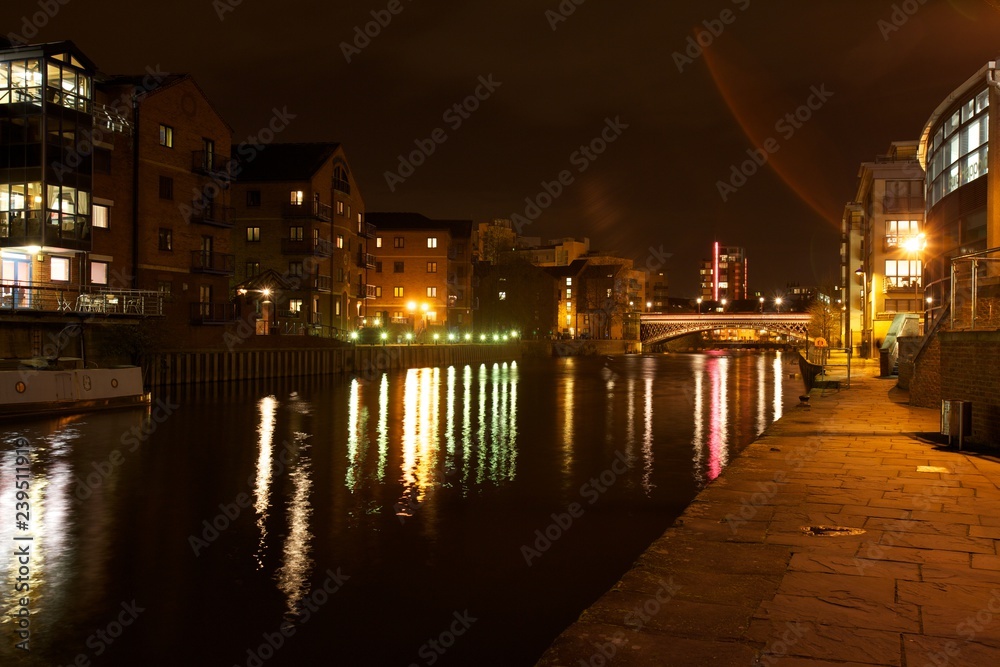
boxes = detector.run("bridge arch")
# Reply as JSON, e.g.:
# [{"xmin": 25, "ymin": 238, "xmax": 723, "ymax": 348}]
[{"xmin": 640, "ymin": 313, "xmax": 811, "ymax": 346}]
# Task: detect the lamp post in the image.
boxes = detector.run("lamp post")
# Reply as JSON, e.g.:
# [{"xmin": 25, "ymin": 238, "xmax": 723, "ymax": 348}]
[
  {"xmin": 903, "ymin": 233, "xmax": 927, "ymax": 323},
  {"xmin": 720, "ymin": 298, "xmax": 727, "ymax": 313},
  {"xmin": 759, "ymin": 296, "xmax": 765, "ymax": 313},
  {"xmin": 855, "ymin": 267, "xmax": 868, "ymax": 358},
  {"xmin": 775, "ymin": 296, "xmax": 783, "ymax": 312},
  {"xmin": 696, "ymin": 297, "xmax": 702, "ymax": 314}
]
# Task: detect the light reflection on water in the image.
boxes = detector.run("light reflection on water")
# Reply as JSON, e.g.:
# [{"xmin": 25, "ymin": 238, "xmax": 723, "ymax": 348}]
[{"xmin": 0, "ymin": 352, "xmax": 792, "ymax": 667}]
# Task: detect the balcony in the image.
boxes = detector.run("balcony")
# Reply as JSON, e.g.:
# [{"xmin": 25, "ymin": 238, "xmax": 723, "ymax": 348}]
[
  {"xmin": 882, "ymin": 195, "xmax": 924, "ymax": 213},
  {"xmin": 190, "ymin": 301, "xmax": 235, "ymax": 325},
  {"xmin": 283, "ymin": 201, "xmax": 332, "ymax": 222},
  {"xmin": 357, "ymin": 251, "xmax": 376, "ymax": 269},
  {"xmin": 1, "ymin": 283, "xmax": 164, "ymax": 317},
  {"xmin": 360, "ymin": 222, "xmax": 376, "ymax": 239},
  {"xmin": 884, "ymin": 276, "xmax": 923, "ymax": 291},
  {"xmin": 357, "ymin": 284, "xmax": 377, "ymax": 300},
  {"xmin": 314, "ymin": 275, "xmax": 332, "ymax": 292},
  {"xmin": 191, "ymin": 151, "xmax": 237, "ymax": 179},
  {"xmin": 333, "ymin": 178, "xmax": 351, "ymax": 195},
  {"xmin": 190, "ymin": 204, "xmax": 234, "ymax": 228},
  {"xmin": 1, "ymin": 211, "xmax": 92, "ymax": 251},
  {"xmin": 281, "ymin": 238, "xmax": 334, "ymax": 257},
  {"xmin": 277, "ymin": 308, "xmax": 302, "ymax": 319},
  {"xmin": 190, "ymin": 251, "xmax": 235, "ymax": 275}
]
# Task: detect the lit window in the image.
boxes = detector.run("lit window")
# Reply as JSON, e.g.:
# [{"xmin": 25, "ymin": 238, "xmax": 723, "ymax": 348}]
[
  {"xmin": 566, "ymin": 277, "xmax": 572, "ymax": 286},
  {"xmin": 428, "ymin": 237, "xmax": 438, "ymax": 248},
  {"xmin": 337, "ymin": 201, "xmax": 345, "ymax": 215},
  {"xmin": 50, "ymin": 256, "xmax": 70, "ymax": 282},
  {"xmin": 427, "ymin": 287, "xmax": 437, "ymax": 297},
  {"xmin": 246, "ymin": 227, "xmax": 260, "ymax": 242},
  {"xmin": 376, "ymin": 287, "xmax": 383, "ymax": 298},
  {"xmin": 290, "ymin": 190, "xmax": 303, "ymax": 205},
  {"xmin": 393, "ymin": 287, "xmax": 404, "ymax": 297},
  {"xmin": 93, "ymin": 204, "xmax": 109, "ymax": 229},
  {"xmin": 427, "ymin": 262, "xmax": 437, "ymax": 273},
  {"xmin": 566, "ymin": 288, "xmax": 572, "ymax": 299},
  {"xmin": 376, "ymin": 237, "xmax": 383, "ymax": 248},
  {"xmin": 288, "ymin": 299, "xmax": 303, "ymax": 313},
  {"xmin": 336, "ymin": 235, "xmax": 344, "ymax": 249},
  {"xmin": 91, "ymin": 261, "xmax": 108, "ymax": 285},
  {"xmin": 289, "ymin": 227, "xmax": 303, "ymax": 241},
  {"xmin": 158, "ymin": 124, "xmax": 173, "ymax": 147},
  {"xmin": 499, "ymin": 291, "xmax": 507, "ymax": 301}
]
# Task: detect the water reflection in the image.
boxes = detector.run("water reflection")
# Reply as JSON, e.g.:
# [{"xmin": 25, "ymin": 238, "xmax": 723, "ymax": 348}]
[
  {"xmin": 253, "ymin": 396, "xmax": 276, "ymax": 569},
  {"xmin": 277, "ymin": 434, "xmax": 313, "ymax": 618}
]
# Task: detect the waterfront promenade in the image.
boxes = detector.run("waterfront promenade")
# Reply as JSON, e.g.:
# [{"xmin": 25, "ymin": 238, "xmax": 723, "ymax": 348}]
[{"xmin": 536, "ymin": 365, "xmax": 1000, "ymax": 666}]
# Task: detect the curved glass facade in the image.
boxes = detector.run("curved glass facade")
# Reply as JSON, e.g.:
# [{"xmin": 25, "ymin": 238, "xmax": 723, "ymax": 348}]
[{"xmin": 926, "ymin": 87, "xmax": 989, "ymax": 208}]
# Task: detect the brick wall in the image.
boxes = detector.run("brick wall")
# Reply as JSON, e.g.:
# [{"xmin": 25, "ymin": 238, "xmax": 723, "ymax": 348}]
[
  {"xmin": 939, "ymin": 331, "xmax": 1000, "ymax": 445},
  {"xmin": 909, "ymin": 334, "xmax": 941, "ymax": 409}
]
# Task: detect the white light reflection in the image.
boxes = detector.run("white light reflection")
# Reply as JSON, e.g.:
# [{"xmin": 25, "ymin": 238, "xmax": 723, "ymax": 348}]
[
  {"xmin": 642, "ymin": 376, "xmax": 654, "ymax": 494},
  {"xmin": 691, "ymin": 356, "xmax": 705, "ymax": 481},
  {"xmin": 254, "ymin": 396, "xmax": 277, "ymax": 569},
  {"xmin": 276, "ymin": 434, "xmax": 313, "ymax": 619},
  {"xmin": 560, "ymin": 373, "xmax": 575, "ymax": 490},
  {"xmin": 461, "ymin": 365, "xmax": 472, "ymax": 492},
  {"xmin": 377, "ymin": 374, "xmax": 388, "ymax": 482}
]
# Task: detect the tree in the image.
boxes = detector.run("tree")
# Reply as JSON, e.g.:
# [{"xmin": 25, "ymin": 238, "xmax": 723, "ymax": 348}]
[{"xmin": 807, "ymin": 300, "xmax": 836, "ymax": 363}]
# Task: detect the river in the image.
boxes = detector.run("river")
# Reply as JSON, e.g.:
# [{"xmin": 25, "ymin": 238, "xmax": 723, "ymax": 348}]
[{"xmin": 0, "ymin": 351, "xmax": 798, "ymax": 666}]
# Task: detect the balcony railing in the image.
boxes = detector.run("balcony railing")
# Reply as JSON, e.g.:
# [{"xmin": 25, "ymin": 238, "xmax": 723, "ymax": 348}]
[
  {"xmin": 190, "ymin": 251, "xmax": 235, "ymax": 275},
  {"xmin": 333, "ymin": 178, "xmax": 351, "ymax": 195},
  {"xmin": 882, "ymin": 195, "xmax": 925, "ymax": 213},
  {"xmin": 883, "ymin": 276, "xmax": 923, "ymax": 291},
  {"xmin": 357, "ymin": 251, "xmax": 376, "ymax": 269},
  {"xmin": 190, "ymin": 204, "xmax": 235, "ymax": 228},
  {"xmin": 951, "ymin": 248, "xmax": 1000, "ymax": 330},
  {"xmin": 191, "ymin": 151, "xmax": 237, "ymax": 178},
  {"xmin": 314, "ymin": 275, "xmax": 332, "ymax": 292},
  {"xmin": 278, "ymin": 309, "xmax": 302, "ymax": 319},
  {"xmin": 1, "ymin": 282, "xmax": 164, "ymax": 316},
  {"xmin": 360, "ymin": 222, "xmax": 376, "ymax": 239},
  {"xmin": 357, "ymin": 284, "xmax": 377, "ymax": 300},
  {"xmin": 190, "ymin": 301, "xmax": 235, "ymax": 325},
  {"xmin": 281, "ymin": 238, "xmax": 334, "ymax": 257},
  {"xmin": 283, "ymin": 201, "xmax": 332, "ymax": 221}
]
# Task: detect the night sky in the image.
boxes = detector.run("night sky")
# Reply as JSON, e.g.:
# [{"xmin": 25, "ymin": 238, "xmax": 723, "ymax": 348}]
[{"xmin": 4, "ymin": 0, "xmax": 1000, "ymax": 297}]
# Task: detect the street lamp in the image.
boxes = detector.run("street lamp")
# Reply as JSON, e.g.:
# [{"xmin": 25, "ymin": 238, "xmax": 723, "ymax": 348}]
[
  {"xmin": 759, "ymin": 296, "xmax": 765, "ymax": 313},
  {"xmin": 902, "ymin": 233, "xmax": 927, "ymax": 318},
  {"xmin": 696, "ymin": 297, "xmax": 702, "ymax": 314},
  {"xmin": 720, "ymin": 298, "xmax": 727, "ymax": 312},
  {"xmin": 775, "ymin": 297, "xmax": 783, "ymax": 312},
  {"xmin": 855, "ymin": 267, "xmax": 868, "ymax": 358},
  {"xmin": 646, "ymin": 301, "xmax": 652, "ymax": 312}
]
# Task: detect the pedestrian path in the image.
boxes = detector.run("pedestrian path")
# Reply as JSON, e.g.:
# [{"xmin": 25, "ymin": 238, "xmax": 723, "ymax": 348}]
[{"xmin": 535, "ymin": 370, "xmax": 1000, "ymax": 666}]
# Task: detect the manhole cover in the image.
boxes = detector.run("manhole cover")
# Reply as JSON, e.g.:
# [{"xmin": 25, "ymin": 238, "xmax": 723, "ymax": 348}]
[{"xmin": 800, "ymin": 525, "xmax": 866, "ymax": 537}]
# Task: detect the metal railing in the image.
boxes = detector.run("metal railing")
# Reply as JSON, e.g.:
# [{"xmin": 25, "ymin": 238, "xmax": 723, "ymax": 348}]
[
  {"xmin": 190, "ymin": 301, "xmax": 235, "ymax": 325},
  {"xmin": 951, "ymin": 247, "xmax": 1000, "ymax": 330},
  {"xmin": 1, "ymin": 281, "xmax": 164, "ymax": 316},
  {"xmin": 191, "ymin": 151, "xmax": 237, "ymax": 178},
  {"xmin": 190, "ymin": 204, "xmax": 235, "ymax": 228},
  {"xmin": 283, "ymin": 201, "xmax": 332, "ymax": 221},
  {"xmin": 190, "ymin": 251, "xmax": 236, "ymax": 275}
]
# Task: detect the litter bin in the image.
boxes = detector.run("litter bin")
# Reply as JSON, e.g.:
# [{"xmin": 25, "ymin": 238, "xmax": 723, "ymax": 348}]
[{"xmin": 941, "ymin": 400, "xmax": 972, "ymax": 450}]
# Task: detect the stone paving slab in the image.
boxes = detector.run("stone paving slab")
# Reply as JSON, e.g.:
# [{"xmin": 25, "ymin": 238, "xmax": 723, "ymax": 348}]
[{"xmin": 535, "ymin": 371, "xmax": 1000, "ymax": 666}]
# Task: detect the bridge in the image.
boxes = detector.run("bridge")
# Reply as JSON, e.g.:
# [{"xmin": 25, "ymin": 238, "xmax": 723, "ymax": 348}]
[{"xmin": 640, "ymin": 312, "xmax": 812, "ymax": 345}]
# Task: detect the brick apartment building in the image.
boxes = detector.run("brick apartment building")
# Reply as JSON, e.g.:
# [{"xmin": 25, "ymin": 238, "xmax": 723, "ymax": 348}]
[
  {"xmin": 364, "ymin": 212, "xmax": 473, "ymax": 336},
  {"xmin": 230, "ymin": 143, "xmax": 371, "ymax": 339}
]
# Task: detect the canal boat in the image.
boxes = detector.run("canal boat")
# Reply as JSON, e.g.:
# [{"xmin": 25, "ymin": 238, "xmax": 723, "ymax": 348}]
[{"xmin": 0, "ymin": 361, "xmax": 150, "ymax": 420}]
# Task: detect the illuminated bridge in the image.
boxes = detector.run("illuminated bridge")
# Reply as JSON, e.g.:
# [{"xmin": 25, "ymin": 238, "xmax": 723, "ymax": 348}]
[{"xmin": 640, "ymin": 313, "xmax": 812, "ymax": 345}]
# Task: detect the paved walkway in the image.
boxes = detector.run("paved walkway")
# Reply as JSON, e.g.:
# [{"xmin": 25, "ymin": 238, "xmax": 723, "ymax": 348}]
[{"xmin": 536, "ymin": 367, "xmax": 1000, "ymax": 666}]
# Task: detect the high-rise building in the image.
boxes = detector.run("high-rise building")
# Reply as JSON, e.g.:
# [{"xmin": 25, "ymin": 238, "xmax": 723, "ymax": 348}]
[{"xmin": 699, "ymin": 242, "xmax": 746, "ymax": 302}]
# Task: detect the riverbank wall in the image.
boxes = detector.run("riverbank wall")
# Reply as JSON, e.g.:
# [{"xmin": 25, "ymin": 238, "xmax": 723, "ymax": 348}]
[{"xmin": 146, "ymin": 343, "xmax": 521, "ymax": 387}]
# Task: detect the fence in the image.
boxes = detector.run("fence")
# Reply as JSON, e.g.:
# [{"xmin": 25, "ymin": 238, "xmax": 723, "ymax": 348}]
[{"xmin": 950, "ymin": 247, "xmax": 1000, "ymax": 331}]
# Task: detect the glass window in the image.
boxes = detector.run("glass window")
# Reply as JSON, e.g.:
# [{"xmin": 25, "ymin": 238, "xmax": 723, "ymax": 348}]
[
  {"xmin": 290, "ymin": 190, "xmax": 303, "ymax": 205},
  {"xmin": 376, "ymin": 237, "xmax": 383, "ymax": 248},
  {"xmin": 246, "ymin": 227, "xmax": 260, "ymax": 242},
  {"xmin": 159, "ymin": 176, "xmax": 173, "ymax": 200},
  {"xmin": 92, "ymin": 204, "xmax": 109, "ymax": 229},
  {"xmin": 336, "ymin": 235, "xmax": 344, "ymax": 249},
  {"xmin": 566, "ymin": 278, "xmax": 572, "ymax": 286},
  {"xmin": 247, "ymin": 190, "xmax": 261, "ymax": 207},
  {"xmin": 50, "ymin": 256, "xmax": 70, "ymax": 282},
  {"xmin": 91, "ymin": 261, "xmax": 108, "ymax": 285},
  {"xmin": 159, "ymin": 124, "xmax": 173, "ymax": 147},
  {"xmin": 289, "ymin": 262, "xmax": 303, "ymax": 276},
  {"xmin": 394, "ymin": 262, "xmax": 404, "ymax": 273},
  {"xmin": 393, "ymin": 287, "xmax": 403, "ymax": 297},
  {"xmin": 394, "ymin": 237, "xmax": 404, "ymax": 248},
  {"xmin": 499, "ymin": 291, "xmax": 507, "ymax": 301},
  {"xmin": 289, "ymin": 299, "xmax": 303, "ymax": 313},
  {"xmin": 427, "ymin": 287, "xmax": 437, "ymax": 297},
  {"xmin": 245, "ymin": 261, "xmax": 260, "ymax": 278},
  {"xmin": 290, "ymin": 227, "xmax": 303, "ymax": 241},
  {"xmin": 428, "ymin": 237, "xmax": 438, "ymax": 248},
  {"xmin": 427, "ymin": 262, "xmax": 437, "ymax": 273},
  {"xmin": 337, "ymin": 201, "xmax": 345, "ymax": 215},
  {"xmin": 976, "ymin": 89, "xmax": 989, "ymax": 113}
]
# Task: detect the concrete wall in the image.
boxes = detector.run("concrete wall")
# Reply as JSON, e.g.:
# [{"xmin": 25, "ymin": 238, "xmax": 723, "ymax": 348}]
[
  {"xmin": 147, "ymin": 343, "xmax": 520, "ymax": 386},
  {"xmin": 938, "ymin": 331, "xmax": 1000, "ymax": 445}
]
